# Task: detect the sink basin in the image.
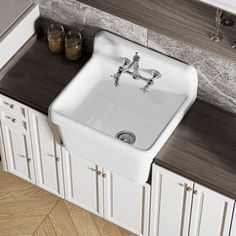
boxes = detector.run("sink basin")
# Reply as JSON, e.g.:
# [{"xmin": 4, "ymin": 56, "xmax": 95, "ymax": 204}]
[{"xmin": 49, "ymin": 31, "xmax": 198, "ymax": 183}]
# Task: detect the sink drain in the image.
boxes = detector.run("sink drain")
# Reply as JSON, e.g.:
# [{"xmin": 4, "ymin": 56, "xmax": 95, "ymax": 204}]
[{"xmin": 115, "ymin": 131, "xmax": 136, "ymax": 145}]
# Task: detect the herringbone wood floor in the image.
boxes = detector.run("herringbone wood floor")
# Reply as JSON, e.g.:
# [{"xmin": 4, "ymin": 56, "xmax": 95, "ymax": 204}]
[{"xmin": 0, "ymin": 162, "xmax": 136, "ymax": 236}]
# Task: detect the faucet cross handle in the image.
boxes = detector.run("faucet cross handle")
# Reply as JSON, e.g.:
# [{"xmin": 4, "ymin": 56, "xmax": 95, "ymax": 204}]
[
  {"xmin": 123, "ymin": 58, "xmax": 131, "ymax": 67},
  {"xmin": 152, "ymin": 70, "xmax": 161, "ymax": 79},
  {"xmin": 140, "ymin": 70, "xmax": 162, "ymax": 94}
]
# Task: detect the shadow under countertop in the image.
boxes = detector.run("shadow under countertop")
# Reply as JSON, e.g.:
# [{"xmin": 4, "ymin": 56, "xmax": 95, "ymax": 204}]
[{"xmin": 0, "ymin": 36, "xmax": 91, "ymax": 114}]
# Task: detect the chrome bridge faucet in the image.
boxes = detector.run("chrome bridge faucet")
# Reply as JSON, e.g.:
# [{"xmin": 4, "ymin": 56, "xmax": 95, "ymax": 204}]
[{"xmin": 111, "ymin": 52, "xmax": 161, "ymax": 93}]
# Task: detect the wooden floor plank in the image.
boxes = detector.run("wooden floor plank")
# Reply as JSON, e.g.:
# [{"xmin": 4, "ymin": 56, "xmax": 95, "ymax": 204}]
[
  {"xmin": 0, "ymin": 161, "xmax": 3, "ymax": 171},
  {"xmin": 0, "ymin": 199, "xmax": 58, "ymax": 218},
  {"xmin": 0, "ymin": 171, "xmax": 30, "ymax": 194},
  {"xmin": 0, "ymin": 215, "xmax": 44, "ymax": 236},
  {"xmin": 49, "ymin": 200, "xmax": 79, "ymax": 236},
  {"xmin": 0, "ymin": 171, "xmax": 59, "ymax": 202},
  {"xmin": 13, "ymin": 234, "xmax": 33, "ymax": 236},
  {"xmin": 0, "ymin": 171, "xmax": 59, "ymax": 236},
  {"xmin": 91, "ymin": 214, "xmax": 123, "ymax": 236},
  {"xmin": 33, "ymin": 216, "xmax": 56, "ymax": 236},
  {"xmin": 65, "ymin": 200, "xmax": 100, "ymax": 236},
  {"xmin": 119, "ymin": 227, "xmax": 137, "ymax": 236}
]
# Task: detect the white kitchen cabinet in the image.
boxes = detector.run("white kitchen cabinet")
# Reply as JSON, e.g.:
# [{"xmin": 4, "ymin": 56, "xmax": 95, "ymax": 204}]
[
  {"xmin": 29, "ymin": 108, "xmax": 64, "ymax": 197},
  {"xmin": 0, "ymin": 94, "xmax": 64, "ymax": 196},
  {"xmin": 0, "ymin": 94, "xmax": 235, "ymax": 236},
  {"xmin": 0, "ymin": 95, "xmax": 35, "ymax": 183},
  {"xmin": 63, "ymin": 150, "xmax": 104, "ymax": 216},
  {"xmin": 63, "ymin": 150, "xmax": 150, "ymax": 235},
  {"xmin": 189, "ymin": 183, "xmax": 234, "ymax": 236},
  {"xmin": 230, "ymin": 205, "xmax": 236, "ymax": 236},
  {"xmin": 150, "ymin": 164, "xmax": 193, "ymax": 236},
  {"xmin": 150, "ymin": 164, "xmax": 235, "ymax": 236},
  {"xmin": 103, "ymin": 169, "xmax": 150, "ymax": 236}
]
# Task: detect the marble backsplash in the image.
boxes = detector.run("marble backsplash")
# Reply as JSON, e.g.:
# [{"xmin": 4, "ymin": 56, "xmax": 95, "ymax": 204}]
[{"xmin": 37, "ymin": 0, "xmax": 236, "ymax": 114}]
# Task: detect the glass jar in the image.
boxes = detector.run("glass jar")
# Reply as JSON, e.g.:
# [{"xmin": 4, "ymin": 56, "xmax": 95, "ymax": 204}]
[
  {"xmin": 47, "ymin": 23, "xmax": 65, "ymax": 54},
  {"xmin": 65, "ymin": 31, "xmax": 82, "ymax": 61}
]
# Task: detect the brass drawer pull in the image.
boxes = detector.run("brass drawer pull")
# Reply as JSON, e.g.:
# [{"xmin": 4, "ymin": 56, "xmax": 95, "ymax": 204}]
[
  {"xmin": 187, "ymin": 186, "xmax": 193, "ymax": 192},
  {"xmin": 193, "ymin": 190, "xmax": 198, "ymax": 195},
  {"xmin": 6, "ymin": 116, "xmax": 16, "ymax": 123},
  {"xmin": 4, "ymin": 102, "xmax": 14, "ymax": 109}
]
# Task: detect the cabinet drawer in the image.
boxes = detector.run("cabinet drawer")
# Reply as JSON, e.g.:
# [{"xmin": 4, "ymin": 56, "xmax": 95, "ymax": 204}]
[
  {"xmin": 0, "ymin": 94, "xmax": 28, "ymax": 120},
  {"xmin": 2, "ymin": 113, "xmax": 28, "ymax": 133}
]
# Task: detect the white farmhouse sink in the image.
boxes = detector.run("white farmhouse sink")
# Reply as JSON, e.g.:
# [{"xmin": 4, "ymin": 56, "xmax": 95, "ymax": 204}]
[{"xmin": 49, "ymin": 31, "xmax": 198, "ymax": 183}]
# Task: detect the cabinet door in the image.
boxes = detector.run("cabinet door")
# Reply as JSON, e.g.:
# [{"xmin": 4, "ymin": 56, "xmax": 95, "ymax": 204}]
[
  {"xmin": 189, "ymin": 183, "xmax": 234, "ymax": 236},
  {"xmin": 63, "ymin": 149, "xmax": 103, "ymax": 216},
  {"xmin": 150, "ymin": 164, "xmax": 193, "ymax": 236},
  {"xmin": 230, "ymin": 204, "xmax": 236, "ymax": 236},
  {"xmin": 29, "ymin": 109, "xmax": 64, "ymax": 197},
  {"xmin": 103, "ymin": 169, "xmax": 150, "ymax": 236},
  {"xmin": 0, "ymin": 122, "xmax": 7, "ymax": 171},
  {"xmin": 0, "ymin": 111, "xmax": 35, "ymax": 183}
]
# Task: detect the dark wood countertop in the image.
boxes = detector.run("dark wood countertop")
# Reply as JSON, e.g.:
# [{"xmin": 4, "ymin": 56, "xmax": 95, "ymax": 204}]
[
  {"xmin": 0, "ymin": 35, "xmax": 235, "ymax": 199},
  {"xmin": 0, "ymin": 37, "xmax": 91, "ymax": 114},
  {"xmin": 154, "ymin": 100, "xmax": 236, "ymax": 199}
]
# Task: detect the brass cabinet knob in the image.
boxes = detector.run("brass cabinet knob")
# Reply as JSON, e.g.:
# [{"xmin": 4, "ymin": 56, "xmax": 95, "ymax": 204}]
[
  {"xmin": 97, "ymin": 171, "xmax": 102, "ymax": 176},
  {"xmin": 193, "ymin": 190, "xmax": 198, "ymax": 195},
  {"xmin": 27, "ymin": 158, "xmax": 32, "ymax": 163},
  {"xmin": 102, "ymin": 173, "xmax": 106, "ymax": 178},
  {"xmin": 55, "ymin": 157, "xmax": 60, "ymax": 162},
  {"xmin": 4, "ymin": 102, "xmax": 14, "ymax": 109},
  {"xmin": 12, "ymin": 118, "xmax": 16, "ymax": 123},
  {"xmin": 187, "ymin": 186, "xmax": 193, "ymax": 192}
]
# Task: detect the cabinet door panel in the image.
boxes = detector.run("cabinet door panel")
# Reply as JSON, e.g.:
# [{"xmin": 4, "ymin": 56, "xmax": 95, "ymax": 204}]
[
  {"xmin": 1, "ymin": 119, "xmax": 35, "ymax": 182},
  {"xmin": 29, "ymin": 109, "xmax": 64, "ymax": 197},
  {"xmin": 150, "ymin": 165, "xmax": 193, "ymax": 236},
  {"xmin": 104, "ymin": 170, "xmax": 150, "ymax": 236},
  {"xmin": 230, "ymin": 205, "xmax": 236, "ymax": 236},
  {"xmin": 189, "ymin": 183, "xmax": 234, "ymax": 236},
  {"xmin": 63, "ymin": 150, "xmax": 103, "ymax": 216},
  {"xmin": 0, "ymin": 123, "xmax": 7, "ymax": 171}
]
